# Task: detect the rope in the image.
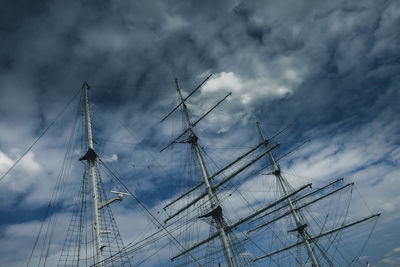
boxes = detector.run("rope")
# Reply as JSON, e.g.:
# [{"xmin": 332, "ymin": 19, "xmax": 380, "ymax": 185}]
[
  {"xmin": 97, "ymin": 159, "xmax": 203, "ymax": 267},
  {"xmin": 26, "ymin": 88, "xmax": 82, "ymax": 266},
  {"xmin": 0, "ymin": 87, "xmax": 81, "ymax": 183},
  {"xmin": 347, "ymin": 216, "xmax": 379, "ymax": 266}
]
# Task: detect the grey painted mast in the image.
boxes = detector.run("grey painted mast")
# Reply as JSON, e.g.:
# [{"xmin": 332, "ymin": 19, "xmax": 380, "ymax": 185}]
[
  {"xmin": 175, "ymin": 79, "xmax": 235, "ymax": 267},
  {"xmin": 82, "ymin": 81, "xmax": 104, "ymax": 266},
  {"xmin": 256, "ymin": 122, "xmax": 320, "ymax": 267}
]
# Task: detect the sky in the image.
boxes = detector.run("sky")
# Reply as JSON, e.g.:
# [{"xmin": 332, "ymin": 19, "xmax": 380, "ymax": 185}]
[{"xmin": 0, "ymin": 0, "xmax": 399, "ymax": 266}]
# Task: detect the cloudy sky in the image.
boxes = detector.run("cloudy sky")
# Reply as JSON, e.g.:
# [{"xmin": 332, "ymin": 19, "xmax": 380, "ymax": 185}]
[{"xmin": 0, "ymin": 0, "xmax": 399, "ymax": 266}]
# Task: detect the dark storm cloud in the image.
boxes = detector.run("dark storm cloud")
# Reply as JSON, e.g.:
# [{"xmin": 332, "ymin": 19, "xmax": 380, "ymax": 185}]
[
  {"xmin": 1, "ymin": 0, "xmax": 398, "ymax": 218},
  {"xmin": 217, "ymin": 0, "xmax": 400, "ymax": 134},
  {"xmin": 0, "ymin": 0, "xmax": 399, "ymax": 266},
  {"xmin": 0, "ymin": 0, "xmax": 398, "ymax": 215}
]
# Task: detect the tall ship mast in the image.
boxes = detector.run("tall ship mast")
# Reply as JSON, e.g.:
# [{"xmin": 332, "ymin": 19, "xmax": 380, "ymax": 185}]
[
  {"xmin": 58, "ymin": 82, "xmax": 132, "ymax": 266},
  {"xmin": 159, "ymin": 75, "xmax": 380, "ymax": 266},
  {"xmin": 26, "ymin": 82, "xmax": 132, "ymax": 266}
]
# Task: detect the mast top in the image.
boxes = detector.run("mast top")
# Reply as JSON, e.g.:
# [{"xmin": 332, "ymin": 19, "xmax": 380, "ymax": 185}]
[
  {"xmin": 160, "ymin": 78, "xmax": 231, "ymax": 152},
  {"xmin": 82, "ymin": 81, "xmax": 96, "ymax": 158},
  {"xmin": 82, "ymin": 80, "xmax": 90, "ymax": 89}
]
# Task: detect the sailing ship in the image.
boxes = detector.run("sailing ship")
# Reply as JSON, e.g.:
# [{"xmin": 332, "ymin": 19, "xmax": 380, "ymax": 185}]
[
  {"xmin": 25, "ymin": 76, "xmax": 380, "ymax": 267},
  {"xmin": 152, "ymin": 75, "xmax": 381, "ymax": 266}
]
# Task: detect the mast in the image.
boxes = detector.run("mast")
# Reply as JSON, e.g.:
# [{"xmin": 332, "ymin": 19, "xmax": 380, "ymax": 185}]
[
  {"xmin": 175, "ymin": 79, "xmax": 235, "ymax": 267},
  {"xmin": 58, "ymin": 82, "xmax": 131, "ymax": 267},
  {"xmin": 82, "ymin": 81, "xmax": 104, "ymax": 266},
  {"xmin": 256, "ymin": 122, "xmax": 320, "ymax": 267}
]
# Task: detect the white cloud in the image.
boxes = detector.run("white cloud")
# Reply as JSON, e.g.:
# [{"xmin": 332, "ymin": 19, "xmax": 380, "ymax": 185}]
[
  {"xmin": 163, "ymin": 14, "xmax": 188, "ymax": 31},
  {"xmin": 187, "ymin": 69, "xmax": 305, "ymax": 134},
  {"xmin": 0, "ymin": 151, "xmax": 13, "ymax": 174},
  {"xmin": 102, "ymin": 153, "xmax": 118, "ymax": 162},
  {"xmin": 202, "ymin": 72, "xmax": 242, "ymax": 93},
  {"xmin": 201, "ymin": 71, "xmax": 300, "ymax": 106},
  {"xmin": 0, "ymin": 151, "xmax": 41, "ymax": 193},
  {"xmin": 0, "ymin": 213, "xmax": 71, "ymax": 267},
  {"xmin": 379, "ymin": 246, "xmax": 400, "ymax": 266},
  {"xmin": 281, "ymin": 113, "xmax": 400, "ymax": 221},
  {"xmin": 390, "ymin": 147, "xmax": 400, "ymax": 164},
  {"xmin": 17, "ymin": 151, "xmax": 41, "ymax": 173}
]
